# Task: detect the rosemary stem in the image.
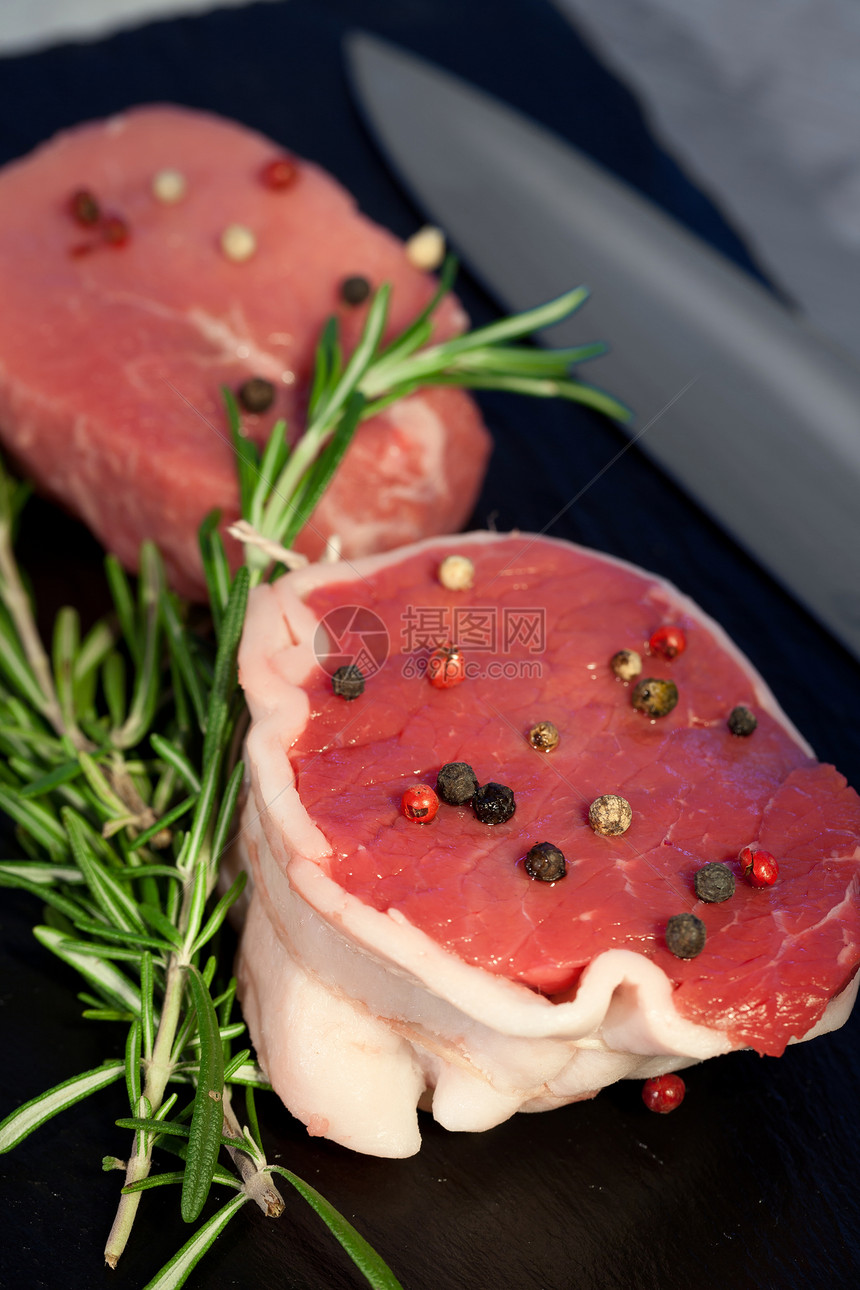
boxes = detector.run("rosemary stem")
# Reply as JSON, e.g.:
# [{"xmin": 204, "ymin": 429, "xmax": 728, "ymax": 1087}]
[
  {"xmin": 263, "ymin": 426, "xmax": 326, "ymax": 534},
  {"xmin": 104, "ymin": 957, "xmax": 187, "ymax": 1268},
  {"xmin": 221, "ymin": 1090, "xmax": 284, "ymax": 1218},
  {"xmin": 105, "ymin": 756, "xmax": 158, "ymax": 836},
  {"xmin": 359, "ymin": 347, "xmax": 442, "ymax": 398},
  {"xmin": 105, "ymin": 754, "xmax": 236, "ymax": 1269}
]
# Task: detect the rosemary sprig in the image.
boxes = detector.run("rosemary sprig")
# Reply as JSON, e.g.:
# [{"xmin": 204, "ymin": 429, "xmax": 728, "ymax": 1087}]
[
  {"xmin": 0, "ymin": 268, "xmax": 617, "ymax": 1289},
  {"xmin": 0, "ymin": 455, "xmax": 397, "ymax": 1287},
  {"xmin": 231, "ymin": 259, "xmax": 630, "ymax": 577}
]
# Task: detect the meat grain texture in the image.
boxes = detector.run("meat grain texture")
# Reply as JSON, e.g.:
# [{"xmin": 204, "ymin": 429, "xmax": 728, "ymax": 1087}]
[
  {"xmin": 0, "ymin": 106, "xmax": 490, "ymax": 597},
  {"xmin": 234, "ymin": 532, "xmax": 860, "ymax": 1157}
]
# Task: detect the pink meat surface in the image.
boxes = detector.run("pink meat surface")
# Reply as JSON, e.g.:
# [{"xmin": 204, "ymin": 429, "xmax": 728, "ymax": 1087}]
[
  {"xmin": 0, "ymin": 105, "xmax": 491, "ymax": 596},
  {"xmin": 290, "ymin": 538, "xmax": 860, "ymax": 1055},
  {"xmin": 233, "ymin": 533, "xmax": 860, "ymax": 1156}
]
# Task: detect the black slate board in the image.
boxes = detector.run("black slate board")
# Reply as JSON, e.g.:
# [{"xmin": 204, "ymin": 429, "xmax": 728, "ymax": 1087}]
[{"xmin": 1, "ymin": 4, "xmax": 859, "ymax": 1289}]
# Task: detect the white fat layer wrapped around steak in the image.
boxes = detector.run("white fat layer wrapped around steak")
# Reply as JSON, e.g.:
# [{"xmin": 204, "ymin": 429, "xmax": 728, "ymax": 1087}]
[{"xmin": 231, "ymin": 531, "xmax": 855, "ymax": 1158}]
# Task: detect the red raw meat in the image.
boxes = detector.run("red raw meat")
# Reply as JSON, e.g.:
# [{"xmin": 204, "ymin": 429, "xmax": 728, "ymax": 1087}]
[
  {"xmin": 233, "ymin": 532, "xmax": 860, "ymax": 1155},
  {"xmin": 0, "ymin": 106, "xmax": 491, "ymax": 597}
]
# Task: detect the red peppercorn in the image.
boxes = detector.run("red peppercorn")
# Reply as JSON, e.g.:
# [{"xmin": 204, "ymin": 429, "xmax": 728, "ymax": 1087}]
[
  {"xmin": 427, "ymin": 645, "xmax": 466, "ymax": 689},
  {"xmin": 401, "ymin": 784, "xmax": 439, "ymax": 823},
  {"xmin": 101, "ymin": 215, "xmax": 130, "ymax": 247},
  {"xmin": 739, "ymin": 846, "xmax": 779, "ymax": 888},
  {"xmin": 260, "ymin": 157, "xmax": 298, "ymax": 190},
  {"xmin": 642, "ymin": 1073, "xmax": 686, "ymax": 1113},
  {"xmin": 649, "ymin": 625, "xmax": 687, "ymax": 660}
]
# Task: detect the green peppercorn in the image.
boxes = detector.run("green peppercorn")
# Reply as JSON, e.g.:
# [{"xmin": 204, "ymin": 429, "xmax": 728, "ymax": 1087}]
[
  {"xmin": 694, "ymin": 862, "xmax": 735, "ymax": 904},
  {"xmin": 524, "ymin": 842, "xmax": 566, "ymax": 882},
  {"xmin": 631, "ymin": 677, "xmax": 678, "ymax": 718},
  {"xmin": 665, "ymin": 912, "xmax": 706, "ymax": 959},
  {"xmin": 70, "ymin": 188, "xmax": 100, "ymax": 226},
  {"xmin": 331, "ymin": 664, "xmax": 364, "ymax": 700},
  {"xmin": 727, "ymin": 705, "xmax": 757, "ymax": 737},
  {"xmin": 237, "ymin": 376, "xmax": 275, "ymax": 414},
  {"xmin": 472, "ymin": 782, "xmax": 516, "ymax": 825},
  {"xmin": 340, "ymin": 275, "xmax": 371, "ymax": 305},
  {"xmin": 436, "ymin": 762, "xmax": 478, "ymax": 805}
]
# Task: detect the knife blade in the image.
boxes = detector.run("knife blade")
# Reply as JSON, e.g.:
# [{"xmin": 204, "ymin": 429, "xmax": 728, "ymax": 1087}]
[{"xmin": 346, "ymin": 32, "xmax": 860, "ymax": 662}]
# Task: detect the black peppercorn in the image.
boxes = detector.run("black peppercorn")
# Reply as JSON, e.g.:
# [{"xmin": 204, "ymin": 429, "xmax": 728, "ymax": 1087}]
[
  {"xmin": 694, "ymin": 862, "xmax": 735, "ymax": 904},
  {"xmin": 472, "ymin": 782, "xmax": 516, "ymax": 825},
  {"xmin": 665, "ymin": 912, "xmax": 706, "ymax": 959},
  {"xmin": 727, "ymin": 705, "xmax": 757, "ymax": 737},
  {"xmin": 524, "ymin": 842, "xmax": 566, "ymax": 882},
  {"xmin": 340, "ymin": 275, "xmax": 371, "ymax": 305},
  {"xmin": 631, "ymin": 677, "xmax": 678, "ymax": 718},
  {"xmin": 238, "ymin": 376, "xmax": 275, "ymax": 414},
  {"xmin": 436, "ymin": 762, "xmax": 479, "ymax": 806},
  {"xmin": 331, "ymin": 664, "xmax": 364, "ymax": 700}
]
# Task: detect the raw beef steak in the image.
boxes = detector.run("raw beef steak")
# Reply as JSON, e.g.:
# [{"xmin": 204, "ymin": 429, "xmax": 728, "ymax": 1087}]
[
  {"xmin": 233, "ymin": 532, "xmax": 860, "ymax": 1156},
  {"xmin": 0, "ymin": 106, "xmax": 490, "ymax": 597}
]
